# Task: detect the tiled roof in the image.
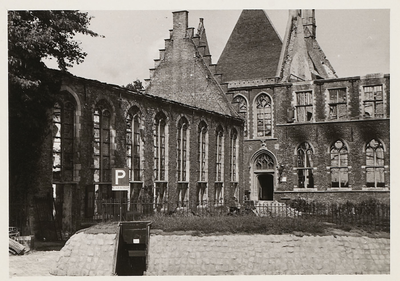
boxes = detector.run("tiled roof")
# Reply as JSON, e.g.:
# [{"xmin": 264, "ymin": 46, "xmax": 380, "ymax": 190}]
[{"xmin": 217, "ymin": 10, "xmax": 283, "ymax": 82}]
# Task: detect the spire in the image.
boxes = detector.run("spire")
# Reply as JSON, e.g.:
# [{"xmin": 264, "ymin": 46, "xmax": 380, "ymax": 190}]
[
  {"xmin": 217, "ymin": 10, "xmax": 283, "ymax": 83},
  {"xmin": 277, "ymin": 9, "xmax": 337, "ymax": 82}
]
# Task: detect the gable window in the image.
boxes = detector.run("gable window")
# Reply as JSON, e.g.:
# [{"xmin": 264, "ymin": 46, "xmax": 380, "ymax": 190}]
[
  {"xmin": 232, "ymin": 95, "xmax": 248, "ymax": 137},
  {"xmin": 177, "ymin": 117, "xmax": 189, "ymax": 207},
  {"xmin": 215, "ymin": 125, "xmax": 224, "ymax": 204},
  {"xmin": 365, "ymin": 139, "xmax": 385, "ymax": 187},
  {"xmin": 53, "ymin": 99, "xmax": 75, "ymax": 182},
  {"xmin": 197, "ymin": 121, "xmax": 208, "ymax": 206},
  {"xmin": 255, "ymin": 94, "xmax": 272, "ymax": 137},
  {"xmin": 296, "ymin": 91, "xmax": 313, "ymax": 122},
  {"xmin": 330, "ymin": 140, "xmax": 349, "ymax": 188},
  {"xmin": 296, "ymin": 142, "xmax": 314, "ymax": 188},
  {"xmin": 363, "ymin": 85, "xmax": 384, "ymax": 118},
  {"xmin": 126, "ymin": 107, "xmax": 143, "ymax": 182},
  {"xmin": 93, "ymin": 103, "xmax": 111, "ymax": 183},
  {"xmin": 328, "ymin": 88, "xmax": 347, "ymax": 120}
]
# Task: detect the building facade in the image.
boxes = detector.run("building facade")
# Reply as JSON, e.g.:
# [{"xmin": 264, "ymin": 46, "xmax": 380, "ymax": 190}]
[{"xmin": 10, "ymin": 9, "xmax": 389, "ymax": 238}]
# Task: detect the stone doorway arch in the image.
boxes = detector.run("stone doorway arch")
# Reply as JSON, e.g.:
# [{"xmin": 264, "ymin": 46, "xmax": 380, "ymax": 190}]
[{"xmin": 250, "ymin": 150, "xmax": 277, "ymax": 201}]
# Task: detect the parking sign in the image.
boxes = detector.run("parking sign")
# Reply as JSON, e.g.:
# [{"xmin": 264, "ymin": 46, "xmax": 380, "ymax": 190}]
[{"xmin": 112, "ymin": 168, "xmax": 130, "ymax": 191}]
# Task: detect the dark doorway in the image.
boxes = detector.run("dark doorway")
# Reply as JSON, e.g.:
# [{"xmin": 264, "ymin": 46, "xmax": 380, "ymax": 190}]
[{"xmin": 258, "ymin": 174, "xmax": 274, "ymax": 200}]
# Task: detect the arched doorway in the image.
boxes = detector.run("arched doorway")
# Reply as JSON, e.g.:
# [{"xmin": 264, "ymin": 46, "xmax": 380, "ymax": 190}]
[{"xmin": 252, "ymin": 152, "xmax": 276, "ymax": 201}]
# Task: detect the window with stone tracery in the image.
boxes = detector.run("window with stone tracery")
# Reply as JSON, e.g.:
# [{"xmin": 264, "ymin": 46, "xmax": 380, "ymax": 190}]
[
  {"xmin": 93, "ymin": 101, "xmax": 111, "ymax": 183},
  {"xmin": 330, "ymin": 140, "xmax": 349, "ymax": 188},
  {"xmin": 296, "ymin": 142, "xmax": 314, "ymax": 188},
  {"xmin": 215, "ymin": 125, "xmax": 224, "ymax": 204},
  {"xmin": 52, "ymin": 96, "xmax": 75, "ymax": 182},
  {"xmin": 126, "ymin": 107, "xmax": 143, "ymax": 182},
  {"xmin": 255, "ymin": 154, "xmax": 274, "ymax": 170},
  {"xmin": 197, "ymin": 121, "xmax": 208, "ymax": 206},
  {"xmin": 255, "ymin": 94, "xmax": 272, "ymax": 137},
  {"xmin": 177, "ymin": 117, "xmax": 189, "ymax": 207},
  {"xmin": 230, "ymin": 128, "xmax": 238, "ymax": 182},
  {"xmin": 232, "ymin": 95, "xmax": 247, "ymax": 137},
  {"xmin": 365, "ymin": 139, "xmax": 385, "ymax": 187}
]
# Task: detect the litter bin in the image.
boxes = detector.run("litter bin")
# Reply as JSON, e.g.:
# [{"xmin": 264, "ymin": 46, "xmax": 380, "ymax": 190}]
[{"xmin": 116, "ymin": 221, "xmax": 152, "ymax": 276}]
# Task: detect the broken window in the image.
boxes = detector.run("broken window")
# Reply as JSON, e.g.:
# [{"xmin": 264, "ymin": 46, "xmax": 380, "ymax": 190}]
[
  {"xmin": 365, "ymin": 139, "xmax": 385, "ymax": 187},
  {"xmin": 363, "ymin": 85, "xmax": 384, "ymax": 118},
  {"xmin": 93, "ymin": 101, "xmax": 111, "ymax": 183},
  {"xmin": 296, "ymin": 142, "xmax": 314, "ymax": 188},
  {"xmin": 215, "ymin": 125, "xmax": 224, "ymax": 182},
  {"xmin": 232, "ymin": 95, "xmax": 248, "ymax": 137},
  {"xmin": 52, "ymin": 97, "xmax": 75, "ymax": 182},
  {"xmin": 328, "ymin": 88, "xmax": 347, "ymax": 120},
  {"xmin": 177, "ymin": 117, "xmax": 189, "ymax": 182},
  {"xmin": 230, "ymin": 128, "xmax": 238, "ymax": 182},
  {"xmin": 126, "ymin": 107, "xmax": 142, "ymax": 182},
  {"xmin": 154, "ymin": 112, "xmax": 167, "ymax": 181},
  {"xmin": 330, "ymin": 140, "xmax": 349, "ymax": 188},
  {"xmin": 296, "ymin": 91, "xmax": 313, "ymax": 122},
  {"xmin": 198, "ymin": 121, "xmax": 208, "ymax": 182},
  {"xmin": 255, "ymin": 94, "xmax": 272, "ymax": 137}
]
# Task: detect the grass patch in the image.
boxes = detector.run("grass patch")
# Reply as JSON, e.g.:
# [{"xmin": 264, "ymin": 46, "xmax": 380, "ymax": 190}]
[{"xmin": 147, "ymin": 214, "xmax": 326, "ymax": 235}]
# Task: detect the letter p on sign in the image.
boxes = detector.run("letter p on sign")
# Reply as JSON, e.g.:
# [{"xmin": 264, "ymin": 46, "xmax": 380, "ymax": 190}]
[{"xmin": 112, "ymin": 168, "xmax": 129, "ymax": 191}]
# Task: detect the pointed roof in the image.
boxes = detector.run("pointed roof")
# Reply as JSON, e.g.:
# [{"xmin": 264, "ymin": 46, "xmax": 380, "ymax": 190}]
[
  {"xmin": 277, "ymin": 10, "xmax": 337, "ymax": 82},
  {"xmin": 145, "ymin": 11, "xmax": 238, "ymax": 117},
  {"xmin": 217, "ymin": 10, "xmax": 283, "ymax": 83}
]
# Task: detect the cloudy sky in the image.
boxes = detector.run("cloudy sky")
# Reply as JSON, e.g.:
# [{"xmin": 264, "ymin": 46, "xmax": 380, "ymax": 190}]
[{"xmin": 43, "ymin": 9, "xmax": 390, "ymax": 87}]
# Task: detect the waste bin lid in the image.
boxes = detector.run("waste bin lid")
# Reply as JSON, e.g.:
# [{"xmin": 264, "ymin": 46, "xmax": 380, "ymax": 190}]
[{"xmin": 119, "ymin": 221, "xmax": 152, "ymax": 228}]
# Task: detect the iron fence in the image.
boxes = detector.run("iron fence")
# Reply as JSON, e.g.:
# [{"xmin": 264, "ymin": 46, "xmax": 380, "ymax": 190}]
[{"xmin": 85, "ymin": 198, "xmax": 389, "ymax": 231}]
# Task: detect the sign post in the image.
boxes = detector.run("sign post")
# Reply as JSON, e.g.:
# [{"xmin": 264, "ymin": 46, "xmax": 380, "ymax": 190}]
[{"xmin": 112, "ymin": 168, "xmax": 130, "ymax": 210}]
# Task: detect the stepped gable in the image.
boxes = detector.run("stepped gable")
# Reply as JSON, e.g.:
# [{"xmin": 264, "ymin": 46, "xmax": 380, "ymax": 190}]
[
  {"xmin": 145, "ymin": 11, "xmax": 237, "ymax": 117},
  {"xmin": 277, "ymin": 9, "xmax": 338, "ymax": 82},
  {"xmin": 216, "ymin": 10, "xmax": 283, "ymax": 83}
]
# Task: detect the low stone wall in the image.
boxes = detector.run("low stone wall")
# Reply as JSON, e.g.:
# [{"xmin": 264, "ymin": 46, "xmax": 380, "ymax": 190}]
[
  {"xmin": 50, "ymin": 223, "xmax": 119, "ymax": 276},
  {"xmin": 147, "ymin": 233, "xmax": 390, "ymax": 275}
]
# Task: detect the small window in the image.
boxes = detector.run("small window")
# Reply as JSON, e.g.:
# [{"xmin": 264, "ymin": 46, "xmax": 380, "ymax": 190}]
[
  {"xmin": 330, "ymin": 140, "xmax": 349, "ymax": 188},
  {"xmin": 296, "ymin": 91, "xmax": 313, "ymax": 122},
  {"xmin": 328, "ymin": 88, "xmax": 347, "ymax": 120},
  {"xmin": 363, "ymin": 85, "xmax": 384, "ymax": 118}
]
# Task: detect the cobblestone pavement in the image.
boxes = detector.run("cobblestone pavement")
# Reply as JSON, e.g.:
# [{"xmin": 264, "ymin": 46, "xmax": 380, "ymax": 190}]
[{"xmin": 147, "ymin": 234, "xmax": 390, "ymax": 275}]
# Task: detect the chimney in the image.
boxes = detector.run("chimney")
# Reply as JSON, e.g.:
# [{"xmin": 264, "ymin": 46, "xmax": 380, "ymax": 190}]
[
  {"xmin": 172, "ymin": 10, "xmax": 189, "ymax": 39},
  {"xmin": 301, "ymin": 9, "xmax": 316, "ymax": 39}
]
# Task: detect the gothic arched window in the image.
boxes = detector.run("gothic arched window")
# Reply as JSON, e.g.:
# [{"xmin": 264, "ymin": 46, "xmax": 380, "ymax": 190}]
[
  {"xmin": 255, "ymin": 94, "xmax": 272, "ymax": 137},
  {"xmin": 93, "ymin": 101, "xmax": 111, "ymax": 183},
  {"xmin": 296, "ymin": 142, "xmax": 314, "ymax": 188},
  {"xmin": 366, "ymin": 139, "xmax": 385, "ymax": 187},
  {"xmin": 53, "ymin": 97, "xmax": 75, "ymax": 182},
  {"xmin": 126, "ymin": 107, "xmax": 142, "ymax": 181},
  {"xmin": 154, "ymin": 112, "xmax": 167, "ymax": 181},
  {"xmin": 177, "ymin": 117, "xmax": 189, "ymax": 207},
  {"xmin": 197, "ymin": 121, "xmax": 208, "ymax": 206},
  {"xmin": 230, "ymin": 128, "xmax": 238, "ymax": 182},
  {"xmin": 330, "ymin": 140, "xmax": 349, "ymax": 188},
  {"xmin": 215, "ymin": 125, "xmax": 224, "ymax": 204}
]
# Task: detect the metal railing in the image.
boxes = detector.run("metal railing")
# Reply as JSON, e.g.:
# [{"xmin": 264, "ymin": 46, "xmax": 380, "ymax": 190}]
[{"xmin": 85, "ymin": 198, "xmax": 390, "ymax": 231}]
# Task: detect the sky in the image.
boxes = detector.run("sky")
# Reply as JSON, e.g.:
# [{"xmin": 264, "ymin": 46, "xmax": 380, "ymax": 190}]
[{"xmin": 43, "ymin": 9, "xmax": 390, "ymax": 87}]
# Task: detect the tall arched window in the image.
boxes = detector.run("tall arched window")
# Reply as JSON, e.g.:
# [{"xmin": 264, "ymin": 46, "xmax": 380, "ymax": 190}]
[
  {"xmin": 232, "ymin": 95, "xmax": 247, "ymax": 137},
  {"xmin": 296, "ymin": 142, "xmax": 314, "ymax": 188},
  {"xmin": 53, "ymin": 97, "xmax": 75, "ymax": 182},
  {"xmin": 154, "ymin": 112, "xmax": 168, "ymax": 206},
  {"xmin": 330, "ymin": 140, "xmax": 349, "ymax": 188},
  {"xmin": 126, "ymin": 107, "xmax": 142, "ymax": 182},
  {"xmin": 255, "ymin": 94, "xmax": 272, "ymax": 137},
  {"xmin": 230, "ymin": 128, "xmax": 238, "ymax": 182},
  {"xmin": 197, "ymin": 121, "xmax": 208, "ymax": 206},
  {"xmin": 93, "ymin": 102, "xmax": 111, "ymax": 184},
  {"xmin": 177, "ymin": 117, "xmax": 189, "ymax": 207},
  {"xmin": 215, "ymin": 125, "xmax": 224, "ymax": 204},
  {"xmin": 366, "ymin": 139, "xmax": 385, "ymax": 187}
]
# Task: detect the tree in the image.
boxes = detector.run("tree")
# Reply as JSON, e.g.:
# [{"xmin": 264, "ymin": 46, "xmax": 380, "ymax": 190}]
[
  {"xmin": 8, "ymin": 11, "xmax": 101, "ymax": 235},
  {"xmin": 123, "ymin": 79, "xmax": 144, "ymax": 92}
]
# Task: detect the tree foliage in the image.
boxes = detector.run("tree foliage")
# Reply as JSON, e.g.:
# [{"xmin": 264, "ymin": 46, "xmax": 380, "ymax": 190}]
[{"xmin": 8, "ymin": 11, "xmax": 100, "ymax": 227}]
